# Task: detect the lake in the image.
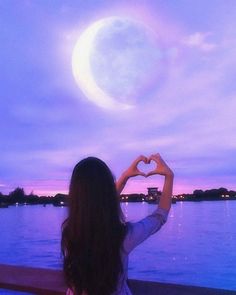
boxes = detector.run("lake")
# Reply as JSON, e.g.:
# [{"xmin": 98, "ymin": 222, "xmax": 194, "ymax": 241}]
[{"xmin": 0, "ymin": 201, "xmax": 236, "ymax": 294}]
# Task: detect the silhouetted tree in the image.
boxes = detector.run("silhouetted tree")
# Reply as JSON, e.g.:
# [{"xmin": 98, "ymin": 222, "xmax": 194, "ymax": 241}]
[
  {"xmin": 9, "ymin": 187, "xmax": 25, "ymax": 203},
  {"xmin": 218, "ymin": 187, "xmax": 228, "ymax": 195},
  {"xmin": 53, "ymin": 193, "xmax": 68, "ymax": 206},
  {"xmin": 27, "ymin": 192, "xmax": 40, "ymax": 204},
  {"xmin": 229, "ymin": 190, "xmax": 236, "ymax": 197},
  {"xmin": 193, "ymin": 189, "xmax": 204, "ymax": 199}
]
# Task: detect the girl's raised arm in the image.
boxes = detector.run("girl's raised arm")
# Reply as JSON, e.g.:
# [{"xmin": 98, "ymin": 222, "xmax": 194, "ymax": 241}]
[
  {"xmin": 146, "ymin": 153, "xmax": 174, "ymax": 211},
  {"xmin": 123, "ymin": 153, "xmax": 174, "ymax": 253}
]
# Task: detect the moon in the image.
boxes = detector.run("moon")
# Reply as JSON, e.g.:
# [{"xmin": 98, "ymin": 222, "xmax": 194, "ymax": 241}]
[{"xmin": 72, "ymin": 17, "xmax": 166, "ymax": 110}]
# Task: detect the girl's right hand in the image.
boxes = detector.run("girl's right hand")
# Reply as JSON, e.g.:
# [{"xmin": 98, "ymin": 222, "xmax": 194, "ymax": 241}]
[
  {"xmin": 124, "ymin": 155, "xmax": 148, "ymax": 179},
  {"xmin": 146, "ymin": 153, "xmax": 174, "ymax": 177}
]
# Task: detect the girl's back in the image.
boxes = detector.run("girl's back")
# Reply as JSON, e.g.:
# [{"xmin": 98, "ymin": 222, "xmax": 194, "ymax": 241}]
[{"xmin": 62, "ymin": 154, "xmax": 174, "ymax": 295}]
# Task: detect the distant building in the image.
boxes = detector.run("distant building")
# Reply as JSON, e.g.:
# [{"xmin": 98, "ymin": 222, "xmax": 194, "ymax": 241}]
[
  {"xmin": 147, "ymin": 187, "xmax": 161, "ymax": 203},
  {"xmin": 147, "ymin": 187, "xmax": 161, "ymax": 197}
]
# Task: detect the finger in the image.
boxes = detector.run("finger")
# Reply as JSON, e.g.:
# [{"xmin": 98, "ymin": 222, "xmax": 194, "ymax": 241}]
[
  {"xmin": 153, "ymin": 153, "xmax": 161, "ymax": 160},
  {"xmin": 135, "ymin": 155, "xmax": 148, "ymax": 165},
  {"xmin": 150, "ymin": 153, "xmax": 160, "ymax": 159},
  {"xmin": 148, "ymin": 155, "xmax": 155, "ymax": 162},
  {"xmin": 156, "ymin": 153, "xmax": 166, "ymax": 163},
  {"xmin": 149, "ymin": 154, "xmax": 160, "ymax": 164},
  {"xmin": 131, "ymin": 170, "xmax": 145, "ymax": 177},
  {"xmin": 146, "ymin": 170, "xmax": 156, "ymax": 177},
  {"xmin": 139, "ymin": 155, "xmax": 148, "ymax": 163},
  {"xmin": 158, "ymin": 155, "xmax": 169, "ymax": 168},
  {"xmin": 138, "ymin": 172, "xmax": 146, "ymax": 177}
]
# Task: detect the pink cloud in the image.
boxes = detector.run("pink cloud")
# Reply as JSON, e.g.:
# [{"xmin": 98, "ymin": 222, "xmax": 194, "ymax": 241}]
[{"xmin": 183, "ymin": 32, "xmax": 217, "ymax": 51}]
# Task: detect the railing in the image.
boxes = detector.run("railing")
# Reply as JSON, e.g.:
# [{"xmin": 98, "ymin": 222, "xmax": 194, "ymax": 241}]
[{"xmin": 0, "ymin": 264, "xmax": 235, "ymax": 295}]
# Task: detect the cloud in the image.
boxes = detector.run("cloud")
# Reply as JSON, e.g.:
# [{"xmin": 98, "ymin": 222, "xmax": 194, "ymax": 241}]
[
  {"xmin": 183, "ymin": 32, "xmax": 217, "ymax": 51},
  {"xmin": 1, "ymin": 1, "xmax": 236, "ymax": 195}
]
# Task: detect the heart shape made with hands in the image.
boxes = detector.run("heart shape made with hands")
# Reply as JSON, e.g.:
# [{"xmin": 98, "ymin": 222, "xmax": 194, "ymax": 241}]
[{"xmin": 137, "ymin": 158, "xmax": 157, "ymax": 176}]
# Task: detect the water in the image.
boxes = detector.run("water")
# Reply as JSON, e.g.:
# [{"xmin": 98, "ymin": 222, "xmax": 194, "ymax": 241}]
[{"xmin": 0, "ymin": 201, "xmax": 236, "ymax": 293}]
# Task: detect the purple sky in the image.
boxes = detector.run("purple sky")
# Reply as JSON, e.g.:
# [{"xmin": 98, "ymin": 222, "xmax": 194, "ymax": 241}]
[{"xmin": 0, "ymin": 0, "xmax": 235, "ymax": 195}]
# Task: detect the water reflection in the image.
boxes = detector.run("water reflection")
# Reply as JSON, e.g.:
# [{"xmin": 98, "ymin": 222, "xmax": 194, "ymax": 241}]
[{"xmin": 0, "ymin": 202, "xmax": 235, "ymax": 291}]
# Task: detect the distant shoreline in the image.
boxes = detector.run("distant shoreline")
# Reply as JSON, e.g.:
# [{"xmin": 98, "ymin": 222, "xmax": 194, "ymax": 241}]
[
  {"xmin": 0, "ymin": 198, "xmax": 236, "ymax": 209},
  {"xmin": 0, "ymin": 187, "xmax": 236, "ymax": 207}
]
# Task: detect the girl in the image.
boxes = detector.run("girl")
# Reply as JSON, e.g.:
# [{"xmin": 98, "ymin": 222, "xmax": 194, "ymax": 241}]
[{"xmin": 61, "ymin": 153, "xmax": 174, "ymax": 295}]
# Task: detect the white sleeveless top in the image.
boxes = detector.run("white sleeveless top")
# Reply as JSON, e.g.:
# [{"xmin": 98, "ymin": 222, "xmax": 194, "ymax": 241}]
[{"xmin": 66, "ymin": 206, "xmax": 169, "ymax": 295}]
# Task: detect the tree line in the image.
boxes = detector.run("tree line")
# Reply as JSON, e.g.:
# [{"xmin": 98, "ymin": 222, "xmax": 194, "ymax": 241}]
[
  {"xmin": 0, "ymin": 188, "xmax": 67, "ymax": 206},
  {"xmin": 0, "ymin": 187, "xmax": 236, "ymax": 206}
]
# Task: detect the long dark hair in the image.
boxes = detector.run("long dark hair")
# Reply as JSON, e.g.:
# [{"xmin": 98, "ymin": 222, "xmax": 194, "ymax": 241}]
[{"xmin": 61, "ymin": 157, "xmax": 127, "ymax": 295}]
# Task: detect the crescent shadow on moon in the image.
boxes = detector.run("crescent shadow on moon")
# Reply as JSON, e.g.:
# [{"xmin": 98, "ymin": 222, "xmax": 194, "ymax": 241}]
[{"xmin": 72, "ymin": 18, "xmax": 133, "ymax": 110}]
